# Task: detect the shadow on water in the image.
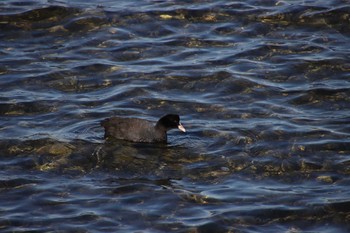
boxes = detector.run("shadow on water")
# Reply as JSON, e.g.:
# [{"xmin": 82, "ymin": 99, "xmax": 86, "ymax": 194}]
[
  {"xmin": 1, "ymin": 137, "xmax": 228, "ymax": 181},
  {"xmin": 2, "ymin": 128, "xmax": 349, "ymax": 184}
]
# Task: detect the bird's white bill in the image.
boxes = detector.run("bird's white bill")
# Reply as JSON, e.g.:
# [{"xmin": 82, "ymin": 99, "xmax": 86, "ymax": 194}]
[{"xmin": 178, "ymin": 123, "xmax": 186, "ymax": 132}]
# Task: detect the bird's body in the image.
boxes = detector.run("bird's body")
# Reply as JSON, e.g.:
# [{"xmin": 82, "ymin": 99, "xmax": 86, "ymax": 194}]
[{"xmin": 101, "ymin": 114, "xmax": 185, "ymax": 143}]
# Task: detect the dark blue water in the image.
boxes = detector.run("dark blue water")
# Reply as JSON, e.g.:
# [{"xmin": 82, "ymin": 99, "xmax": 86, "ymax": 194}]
[{"xmin": 1, "ymin": 0, "xmax": 350, "ymax": 232}]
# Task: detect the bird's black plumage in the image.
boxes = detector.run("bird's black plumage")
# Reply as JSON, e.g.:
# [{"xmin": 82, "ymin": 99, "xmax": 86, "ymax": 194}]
[{"xmin": 101, "ymin": 114, "xmax": 185, "ymax": 143}]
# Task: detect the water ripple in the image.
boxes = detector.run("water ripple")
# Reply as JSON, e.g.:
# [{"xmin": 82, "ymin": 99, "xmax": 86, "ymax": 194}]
[{"xmin": 1, "ymin": 0, "xmax": 350, "ymax": 232}]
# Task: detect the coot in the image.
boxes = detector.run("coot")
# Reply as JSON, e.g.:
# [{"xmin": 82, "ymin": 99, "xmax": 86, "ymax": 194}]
[{"xmin": 101, "ymin": 114, "xmax": 186, "ymax": 143}]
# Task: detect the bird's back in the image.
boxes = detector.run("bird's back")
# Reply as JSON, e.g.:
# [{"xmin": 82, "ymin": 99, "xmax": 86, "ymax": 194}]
[{"xmin": 101, "ymin": 117, "xmax": 166, "ymax": 143}]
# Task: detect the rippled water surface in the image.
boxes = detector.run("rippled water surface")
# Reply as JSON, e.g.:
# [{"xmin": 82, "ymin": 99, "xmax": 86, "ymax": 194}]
[{"xmin": 1, "ymin": 0, "xmax": 350, "ymax": 232}]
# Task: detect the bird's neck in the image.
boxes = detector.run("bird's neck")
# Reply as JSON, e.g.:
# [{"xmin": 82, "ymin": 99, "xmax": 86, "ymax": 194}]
[{"xmin": 155, "ymin": 121, "xmax": 167, "ymax": 132}]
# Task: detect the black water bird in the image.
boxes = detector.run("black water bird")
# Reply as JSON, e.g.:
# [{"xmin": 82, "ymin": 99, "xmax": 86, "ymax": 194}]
[{"xmin": 101, "ymin": 114, "xmax": 186, "ymax": 143}]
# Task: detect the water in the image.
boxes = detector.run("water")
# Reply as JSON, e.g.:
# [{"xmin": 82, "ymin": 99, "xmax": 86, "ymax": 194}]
[{"xmin": 1, "ymin": 0, "xmax": 350, "ymax": 232}]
